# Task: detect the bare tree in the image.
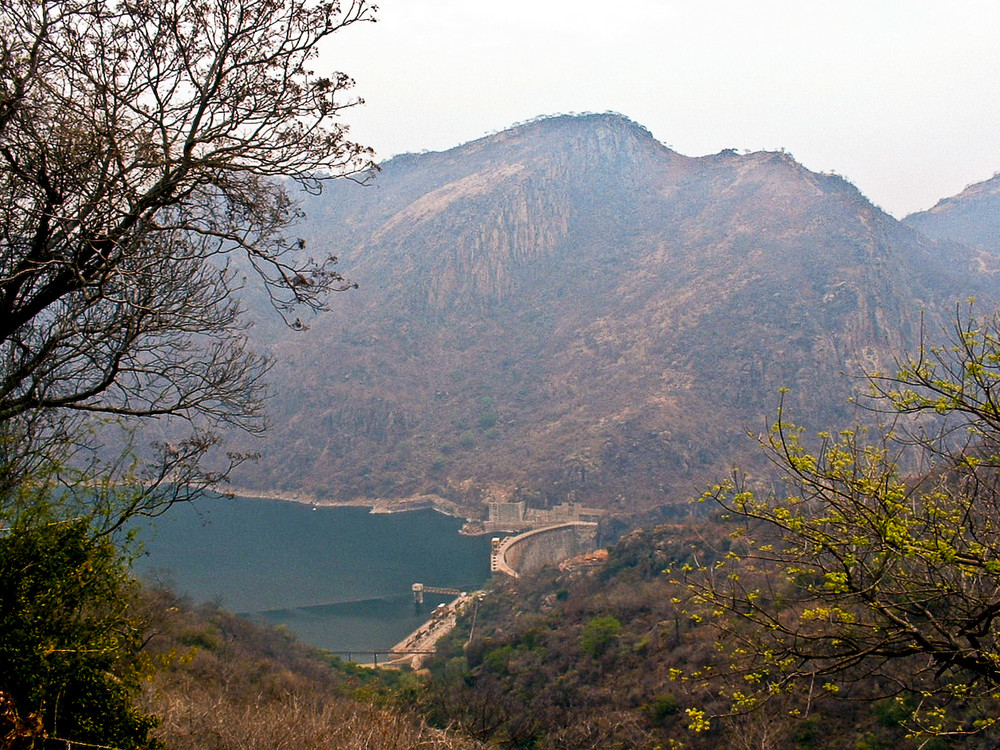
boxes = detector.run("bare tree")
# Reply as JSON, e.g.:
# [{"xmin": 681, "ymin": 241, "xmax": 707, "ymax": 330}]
[
  {"xmin": 0, "ymin": 0, "xmax": 377, "ymax": 507},
  {"xmin": 0, "ymin": 5, "xmax": 379, "ymax": 742}
]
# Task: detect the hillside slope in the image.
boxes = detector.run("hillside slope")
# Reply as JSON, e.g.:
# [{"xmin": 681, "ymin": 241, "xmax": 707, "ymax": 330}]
[
  {"xmin": 231, "ymin": 114, "xmax": 993, "ymax": 515},
  {"xmin": 904, "ymin": 172, "xmax": 1000, "ymax": 269}
]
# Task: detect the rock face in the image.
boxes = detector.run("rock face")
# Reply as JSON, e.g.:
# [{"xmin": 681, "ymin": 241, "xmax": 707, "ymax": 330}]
[{"xmin": 233, "ymin": 113, "xmax": 995, "ymax": 514}]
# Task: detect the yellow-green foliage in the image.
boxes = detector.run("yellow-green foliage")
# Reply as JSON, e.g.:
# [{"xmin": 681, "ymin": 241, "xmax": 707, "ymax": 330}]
[{"xmin": 683, "ymin": 305, "xmax": 1000, "ymax": 741}]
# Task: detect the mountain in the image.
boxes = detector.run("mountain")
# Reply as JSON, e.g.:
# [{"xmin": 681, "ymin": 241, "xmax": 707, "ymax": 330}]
[
  {"xmin": 903, "ymin": 173, "xmax": 1000, "ymax": 266},
  {"xmin": 229, "ymin": 113, "xmax": 993, "ymax": 516}
]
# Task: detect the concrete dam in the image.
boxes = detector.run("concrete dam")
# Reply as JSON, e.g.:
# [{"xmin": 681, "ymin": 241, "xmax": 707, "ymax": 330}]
[{"xmin": 491, "ymin": 522, "xmax": 599, "ymax": 578}]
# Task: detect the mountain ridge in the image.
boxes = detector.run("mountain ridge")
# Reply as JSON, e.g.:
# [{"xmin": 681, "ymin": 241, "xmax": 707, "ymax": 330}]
[
  {"xmin": 904, "ymin": 172, "xmax": 1000, "ymax": 268},
  {"xmin": 228, "ymin": 113, "xmax": 996, "ymax": 517}
]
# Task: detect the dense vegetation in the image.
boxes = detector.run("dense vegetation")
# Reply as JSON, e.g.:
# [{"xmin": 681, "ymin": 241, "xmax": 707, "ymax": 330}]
[
  {"xmin": 0, "ymin": 508, "xmax": 158, "ymax": 749},
  {"xmin": 410, "ymin": 521, "xmax": 977, "ymax": 749}
]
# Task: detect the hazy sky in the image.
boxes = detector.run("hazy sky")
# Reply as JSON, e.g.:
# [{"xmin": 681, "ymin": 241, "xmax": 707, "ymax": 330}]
[{"xmin": 326, "ymin": 1, "xmax": 1000, "ymax": 218}]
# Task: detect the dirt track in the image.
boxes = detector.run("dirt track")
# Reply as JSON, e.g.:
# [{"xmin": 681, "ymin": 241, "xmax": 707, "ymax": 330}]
[{"xmin": 386, "ymin": 592, "xmax": 480, "ymax": 669}]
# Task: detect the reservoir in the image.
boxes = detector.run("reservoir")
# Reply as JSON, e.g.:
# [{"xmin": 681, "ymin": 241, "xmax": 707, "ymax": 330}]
[{"xmin": 132, "ymin": 495, "xmax": 493, "ymax": 653}]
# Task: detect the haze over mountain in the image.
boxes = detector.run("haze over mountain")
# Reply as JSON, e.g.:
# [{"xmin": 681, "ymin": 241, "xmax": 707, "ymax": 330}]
[
  {"xmin": 230, "ymin": 114, "xmax": 996, "ymax": 517},
  {"xmin": 904, "ymin": 172, "xmax": 1000, "ymax": 259}
]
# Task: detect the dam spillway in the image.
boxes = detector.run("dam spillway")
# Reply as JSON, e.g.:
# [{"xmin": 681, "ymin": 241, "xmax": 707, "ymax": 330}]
[{"xmin": 491, "ymin": 522, "xmax": 599, "ymax": 578}]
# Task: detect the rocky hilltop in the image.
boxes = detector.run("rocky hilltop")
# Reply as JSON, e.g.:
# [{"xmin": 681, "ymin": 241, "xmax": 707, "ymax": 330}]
[{"xmin": 230, "ymin": 113, "xmax": 995, "ymax": 516}]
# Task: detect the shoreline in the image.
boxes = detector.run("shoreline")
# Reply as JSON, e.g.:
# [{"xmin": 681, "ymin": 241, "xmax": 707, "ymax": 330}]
[{"xmin": 224, "ymin": 487, "xmax": 489, "ymax": 534}]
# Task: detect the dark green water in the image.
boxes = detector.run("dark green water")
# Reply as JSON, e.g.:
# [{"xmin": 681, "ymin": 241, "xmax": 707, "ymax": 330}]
[{"xmin": 132, "ymin": 495, "xmax": 493, "ymax": 652}]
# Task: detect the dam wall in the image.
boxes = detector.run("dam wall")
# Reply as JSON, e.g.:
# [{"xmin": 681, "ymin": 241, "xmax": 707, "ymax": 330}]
[{"xmin": 492, "ymin": 522, "xmax": 599, "ymax": 578}]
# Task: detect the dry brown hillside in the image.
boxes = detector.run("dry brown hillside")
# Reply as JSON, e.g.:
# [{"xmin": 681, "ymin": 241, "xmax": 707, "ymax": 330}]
[{"xmin": 226, "ymin": 114, "xmax": 995, "ymax": 516}]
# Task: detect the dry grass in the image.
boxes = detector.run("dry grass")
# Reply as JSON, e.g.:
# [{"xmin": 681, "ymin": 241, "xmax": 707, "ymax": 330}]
[
  {"xmin": 150, "ymin": 688, "xmax": 478, "ymax": 750},
  {"xmin": 138, "ymin": 588, "xmax": 481, "ymax": 750}
]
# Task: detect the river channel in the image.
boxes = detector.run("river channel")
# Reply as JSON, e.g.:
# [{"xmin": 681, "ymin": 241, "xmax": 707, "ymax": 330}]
[{"xmin": 132, "ymin": 494, "xmax": 493, "ymax": 652}]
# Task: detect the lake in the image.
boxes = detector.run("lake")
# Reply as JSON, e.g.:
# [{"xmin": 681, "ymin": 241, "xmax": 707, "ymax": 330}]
[{"xmin": 132, "ymin": 495, "xmax": 494, "ymax": 653}]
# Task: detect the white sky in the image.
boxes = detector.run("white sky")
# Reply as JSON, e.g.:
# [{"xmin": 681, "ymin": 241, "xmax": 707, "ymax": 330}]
[{"xmin": 323, "ymin": 0, "xmax": 1000, "ymax": 218}]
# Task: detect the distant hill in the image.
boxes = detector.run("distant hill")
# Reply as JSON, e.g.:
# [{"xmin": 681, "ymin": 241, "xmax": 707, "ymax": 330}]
[
  {"xmin": 903, "ymin": 173, "xmax": 1000, "ymax": 270},
  {"xmin": 229, "ymin": 113, "xmax": 994, "ymax": 515}
]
